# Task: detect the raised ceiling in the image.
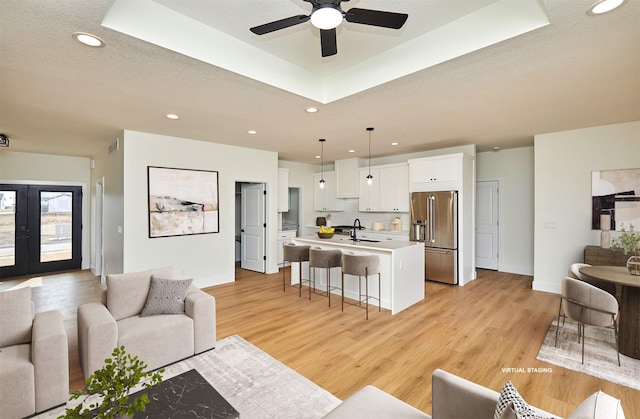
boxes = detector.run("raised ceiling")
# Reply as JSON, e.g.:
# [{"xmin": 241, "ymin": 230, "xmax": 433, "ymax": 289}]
[{"xmin": 0, "ymin": 0, "xmax": 638, "ymax": 164}]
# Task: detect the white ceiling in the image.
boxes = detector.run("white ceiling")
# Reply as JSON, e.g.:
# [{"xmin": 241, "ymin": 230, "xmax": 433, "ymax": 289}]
[{"xmin": 0, "ymin": 0, "xmax": 639, "ymax": 165}]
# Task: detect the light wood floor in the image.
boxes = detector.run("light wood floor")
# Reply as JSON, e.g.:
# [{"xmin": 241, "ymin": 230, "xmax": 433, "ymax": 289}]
[{"xmin": 2, "ymin": 268, "xmax": 638, "ymax": 418}]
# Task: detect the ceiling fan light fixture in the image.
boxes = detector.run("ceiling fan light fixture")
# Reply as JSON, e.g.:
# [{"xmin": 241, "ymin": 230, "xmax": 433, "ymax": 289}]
[
  {"xmin": 587, "ymin": 0, "xmax": 626, "ymax": 15},
  {"xmin": 310, "ymin": 6, "xmax": 343, "ymax": 30}
]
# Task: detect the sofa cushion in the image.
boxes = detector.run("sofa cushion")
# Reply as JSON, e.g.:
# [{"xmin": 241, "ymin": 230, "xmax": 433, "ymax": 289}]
[
  {"xmin": 0, "ymin": 287, "xmax": 34, "ymax": 347},
  {"xmin": 117, "ymin": 314, "xmax": 194, "ymax": 372},
  {"xmin": 568, "ymin": 391, "xmax": 625, "ymax": 419},
  {"xmin": 494, "ymin": 382, "xmax": 552, "ymax": 419},
  {"xmin": 141, "ymin": 277, "xmax": 193, "ymax": 317},
  {"xmin": 106, "ymin": 266, "xmax": 174, "ymax": 320},
  {"xmin": 322, "ymin": 385, "xmax": 430, "ymax": 419}
]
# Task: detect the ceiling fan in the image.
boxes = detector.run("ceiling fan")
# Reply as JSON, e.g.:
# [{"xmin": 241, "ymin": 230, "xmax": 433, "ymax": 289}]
[{"xmin": 249, "ymin": 0, "xmax": 408, "ymax": 57}]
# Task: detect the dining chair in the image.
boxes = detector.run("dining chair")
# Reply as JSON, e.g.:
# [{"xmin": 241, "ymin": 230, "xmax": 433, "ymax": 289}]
[
  {"xmin": 555, "ymin": 276, "xmax": 620, "ymax": 366},
  {"xmin": 568, "ymin": 263, "xmax": 617, "ymax": 297}
]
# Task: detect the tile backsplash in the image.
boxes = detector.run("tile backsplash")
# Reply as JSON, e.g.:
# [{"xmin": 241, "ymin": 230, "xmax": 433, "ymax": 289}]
[{"xmin": 315, "ymin": 199, "xmax": 410, "ymax": 231}]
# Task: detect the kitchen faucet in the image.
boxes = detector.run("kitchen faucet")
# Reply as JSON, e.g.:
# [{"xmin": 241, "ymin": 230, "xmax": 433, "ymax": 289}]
[{"xmin": 352, "ymin": 218, "xmax": 361, "ymax": 241}]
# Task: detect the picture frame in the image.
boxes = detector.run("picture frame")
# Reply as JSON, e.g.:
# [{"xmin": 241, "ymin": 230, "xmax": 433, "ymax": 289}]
[
  {"xmin": 591, "ymin": 168, "xmax": 640, "ymax": 230},
  {"xmin": 147, "ymin": 166, "xmax": 219, "ymax": 238}
]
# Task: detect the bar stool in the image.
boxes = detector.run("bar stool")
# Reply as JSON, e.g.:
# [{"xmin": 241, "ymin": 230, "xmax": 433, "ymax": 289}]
[
  {"xmin": 282, "ymin": 243, "xmax": 310, "ymax": 297},
  {"xmin": 341, "ymin": 252, "xmax": 381, "ymax": 320},
  {"xmin": 309, "ymin": 247, "xmax": 343, "ymax": 307}
]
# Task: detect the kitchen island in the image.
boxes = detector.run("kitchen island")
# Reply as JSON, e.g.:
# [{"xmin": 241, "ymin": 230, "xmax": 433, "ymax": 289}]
[{"xmin": 291, "ymin": 235, "xmax": 424, "ymax": 315}]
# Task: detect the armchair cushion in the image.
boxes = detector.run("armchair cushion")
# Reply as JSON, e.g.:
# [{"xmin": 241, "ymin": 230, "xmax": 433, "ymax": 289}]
[
  {"xmin": 106, "ymin": 266, "xmax": 174, "ymax": 320},
  {"xmin": 141, "ymin": 276, "xmax": 193, "ymax": 317},
  {"xmin": 568, "ymin": 391, "xmax": 625, "ymax": 419},
  {"xmin": 0, "ymin": 287, "xmax": 34, "ymax": 347}
]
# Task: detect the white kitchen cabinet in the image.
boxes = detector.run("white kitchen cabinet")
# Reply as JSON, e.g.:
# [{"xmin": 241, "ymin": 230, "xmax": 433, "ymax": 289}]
[
  {"xmin": 277, "ymin": 168, "xmax": 289, "ymax": 212},
  {"xmin": 313, "ymin": 172, "xmax": 344, "ymax": 212},
  {"xmin": 358, "ymin": 164, "xmax": 409, "ymax": 212},
  {"xmin": 335, "ymin": 158, "xmax": 362, "ymax": 198},
  {"xmin": 278, "ymin": 230, "xmax": 297, "ymax": 267},
  {"xmin": 408, "ymin": 154, "xmax": 462, "ymax": 192},
  {"xmin": 358, "ymin": 167, "xmax": 380, "ymax": 211},
  {"xmin": 378, "ymin": 164, "xmax": 409, "ymax": 212}
]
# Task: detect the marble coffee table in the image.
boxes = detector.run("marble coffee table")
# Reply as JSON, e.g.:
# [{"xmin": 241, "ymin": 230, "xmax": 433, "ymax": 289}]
[{"xmin": 129, "ymin": 368, "xmax": 239, "ymax": 418}]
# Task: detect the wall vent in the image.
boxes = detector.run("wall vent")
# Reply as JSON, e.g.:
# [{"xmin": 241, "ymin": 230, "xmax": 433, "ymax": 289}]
[{"xmin": 108, "ymin": 138, "xmax": 120, "ymax": 154}]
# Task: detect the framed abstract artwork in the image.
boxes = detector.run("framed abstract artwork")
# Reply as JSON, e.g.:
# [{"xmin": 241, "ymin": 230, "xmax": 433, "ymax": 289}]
[
  {"xmin": 147, "ymin": 166, "xmax": 219, "ymax": 238},
  {"xmin": 591, "ymin": 168, "xmax": 640, "ymax": 230}
]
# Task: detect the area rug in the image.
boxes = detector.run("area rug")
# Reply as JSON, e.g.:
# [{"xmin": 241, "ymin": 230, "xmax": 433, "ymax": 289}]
[
  {"xmin": 36, "ymin": 335, "xmax": 341, "ymax": 418},
  {"xmin": 537, "ymin": 315, "xmax": 640, "ymax": 390}
]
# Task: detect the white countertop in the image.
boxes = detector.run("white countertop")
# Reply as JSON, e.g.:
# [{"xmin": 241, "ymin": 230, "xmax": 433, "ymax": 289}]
[{"xmin": 294, "ymin": 235, "xmax": 419, "ymax": 251}]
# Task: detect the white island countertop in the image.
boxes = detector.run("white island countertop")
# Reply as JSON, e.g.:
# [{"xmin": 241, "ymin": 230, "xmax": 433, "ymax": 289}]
[
  {"xmin": 294, "ymin": 235, "xmax": 418, "ymax": 251},
  {"xmin": 291, "ymin": 235, "xmax": 424, "ymax": 314}
]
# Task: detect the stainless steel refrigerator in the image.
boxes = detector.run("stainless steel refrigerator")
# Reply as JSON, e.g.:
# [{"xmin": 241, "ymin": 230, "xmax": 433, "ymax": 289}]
[{"xmin": 410, "ymin": 191, "xmax": 458, "ymax": 284}]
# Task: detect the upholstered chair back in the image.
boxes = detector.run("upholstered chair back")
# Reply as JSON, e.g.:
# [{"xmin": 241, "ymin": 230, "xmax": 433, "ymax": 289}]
[{"xmin": 561, "ymin": 277, "xmax": 618, "ymax": 327}]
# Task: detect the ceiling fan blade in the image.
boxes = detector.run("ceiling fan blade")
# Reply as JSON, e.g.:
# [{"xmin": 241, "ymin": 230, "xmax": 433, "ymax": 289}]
[
  {"xmin": 250, "ymin": 15, "xmax": 310, "ymax": 35},
  {"xmin": 320, "ymin": 28, "xmax": 337, "ymax": 57},
  {"xmin": 345, "ymin": 8, "xmax": 408, "ymax": 29}
]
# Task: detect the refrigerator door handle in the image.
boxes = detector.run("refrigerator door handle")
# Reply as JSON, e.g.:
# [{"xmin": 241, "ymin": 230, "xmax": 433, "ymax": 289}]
[
  {"xmin": 425, "ymin": 248, "xmax": 452, "ymax": 255},
  {"xmin": 429, "ymin": 196, "xmax": 436, "ymax": 243}
]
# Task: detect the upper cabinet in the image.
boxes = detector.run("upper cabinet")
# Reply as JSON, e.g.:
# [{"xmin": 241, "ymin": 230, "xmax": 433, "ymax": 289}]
[
  {"xmin": 408, "ymin": 154, "xmax": 462, "ymax": 192},
  {"xmin": 313, "ymin": 172, "xmax": 344, "ymax": 212},
  {"xmin": 335, "ymin": 158, "xmax": 362, "ymax": 198},
  {"xmin": 277, "ymin": 168, "xmax": 289, "ymax": 213},
  {"xmin": 359, "ymin": 163, "xmax": 409, "ymax": 212}
]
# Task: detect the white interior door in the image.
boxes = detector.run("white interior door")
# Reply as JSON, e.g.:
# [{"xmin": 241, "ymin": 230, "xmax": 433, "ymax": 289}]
[
  {"xmin": 241, "ymin": 183, "xmax": 266, "ymax": 272},
  {"xmin": 476, "ymin": 180, "xmax": 499, "ymax": 270}
]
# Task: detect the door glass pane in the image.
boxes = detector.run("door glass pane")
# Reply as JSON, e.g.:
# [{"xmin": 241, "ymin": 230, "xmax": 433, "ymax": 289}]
[
  {"xmin": 41, "ymin": 191, "xmax": 73, "ymax": 262},
  {"xmin": 0, "ymin": 191, "xmax": 16, "ymax": 267}
]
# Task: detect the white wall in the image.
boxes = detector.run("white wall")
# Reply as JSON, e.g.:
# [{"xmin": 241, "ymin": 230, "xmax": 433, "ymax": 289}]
[
  {"xmin": 477, "ymin": 146, "xmax": 534, "ymax": 275},
  {"xmin": 533, "ymin": 121, "xmax": 640, "ymax": 293},
  {"xmin": 0, "ymin": 150, "xmax": 92, "ymax": 270},
  {"xmin": 122, "ymin": 131, "xmax": 279, "ymax": 288}
]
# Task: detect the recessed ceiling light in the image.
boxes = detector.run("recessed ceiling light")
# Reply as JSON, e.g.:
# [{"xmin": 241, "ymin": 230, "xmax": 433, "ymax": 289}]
[
  {"xmin": 348, "ymin": 149, "xmax": 355, "ymax": 153},
  {"xmin": 72, "ymin": 32, "xmax": 105, "ymax": 47},
  {"xmin": 587, "ymin": 0, "xmax": 626, "ymax": 15},
  {"xmin": 391, "ymin": 142, "xmax": 399, "ymax": 146},
  {"xmin": 248, "ymin": 130, "xmax": 257, "ymax": 135},
  {"xmin": 315, "ymin": 155, "xmax": 321, "ymax": 159},
  {"xmin": 493, "ymin": 146, "xmax": 500, "ymax": 151},
  {"xmin": 306, "ymin": 107, "xmax": 319, "ymax": 113},
  {"xmin": 166, "ymin": 113, "xmax": 179, "ymax": 120}
]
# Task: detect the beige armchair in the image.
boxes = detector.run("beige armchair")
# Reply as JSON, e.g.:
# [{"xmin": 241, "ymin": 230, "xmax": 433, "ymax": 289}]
[
  {"xmin": 77, "ymin": 266, "xmax": 216, "ymax": 380},
  {"xmin": 0, "ymin": 287, "xmax": 69, "ymax": 419},
  {"xmin": 555, "ymin": 276, "xmax": 620, "ymax": 366}
]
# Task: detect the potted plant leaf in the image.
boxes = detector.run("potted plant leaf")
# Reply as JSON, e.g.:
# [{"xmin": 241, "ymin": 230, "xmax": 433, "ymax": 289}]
[
  {"xmin": 59, "ymin": 346, "xmax": 163, "ymax": 419},
  {"xmin": 611, "ymin": 223, "xmax": 640, "ymax": 275}
]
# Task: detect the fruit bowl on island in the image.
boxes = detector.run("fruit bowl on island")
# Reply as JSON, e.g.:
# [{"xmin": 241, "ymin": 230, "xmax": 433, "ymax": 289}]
[{"xmin": 318, "ymin": 226, "xmax": 335, "ymax": 239}]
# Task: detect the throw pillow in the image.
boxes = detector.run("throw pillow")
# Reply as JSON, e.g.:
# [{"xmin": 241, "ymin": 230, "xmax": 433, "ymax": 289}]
[
  {"xmin": 0, "ymin": 287, "xmax": 34, "ymax": 347},
  {"xmin": 568, "ymin": 390, "xmax": 626, "ymax": 419},
  {"xmin": 140, "ymin": 276, "xmax": 193, "ymax": 317},
  {"xmin": 494, "ymin": 382, "xmax": 552, "ymax": 419}
]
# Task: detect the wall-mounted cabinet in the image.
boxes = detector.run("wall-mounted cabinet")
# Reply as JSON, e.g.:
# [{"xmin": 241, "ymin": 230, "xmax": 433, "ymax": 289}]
[
  {"xmin": 408, "ymin": 154, "xmax": 461, "ymax": 192},
  {"xmin": 359, "ymin": 164, "xmax": 409, "ymax": 212},
  {"xmin": 313, "ymin": 172, "xmax": 344, "ymax": 212},
  {"xmin": 277, "ymin": 168, "xmax": 289, "ymax": 212},
  {"xmin": 335, "ymin": 158, "xmax": 363, "ymax": 198}
]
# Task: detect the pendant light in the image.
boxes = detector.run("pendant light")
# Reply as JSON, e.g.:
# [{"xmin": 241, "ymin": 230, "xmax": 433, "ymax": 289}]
[
  {"xmin": 366, "ymin": 127, "xmax": 374, "ymax": 186},
  {"xmin": 318, "ymin": 138, "xmax": 326, "ymax": 189}
]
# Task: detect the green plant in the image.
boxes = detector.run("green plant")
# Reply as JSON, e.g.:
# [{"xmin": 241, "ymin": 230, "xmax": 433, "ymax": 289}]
[
  {"xmin": 611, "ymin": 223, "xmax": 640, "ymax": 256},
  {"xmin": 59, "ymin": 346, "xmax": 163, "ymax": 419}
]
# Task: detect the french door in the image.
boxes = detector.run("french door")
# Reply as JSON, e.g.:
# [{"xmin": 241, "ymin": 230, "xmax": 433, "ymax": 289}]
[{"xmin": 0, "ymin": 184, "xmax": 82, "ymax": 277}]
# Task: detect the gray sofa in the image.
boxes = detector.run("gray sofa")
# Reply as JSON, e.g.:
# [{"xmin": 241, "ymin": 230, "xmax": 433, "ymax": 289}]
[
  {"xmin": 0, "ymin": 287, "xmax": 69, "ymax": 419},
  {"xmin": 322, "ymin": 369, "xmax": 626, "ymax": 419},
  {"xmin": 77, "ymin": 266, "xmax": 216, "ymax": 379}
]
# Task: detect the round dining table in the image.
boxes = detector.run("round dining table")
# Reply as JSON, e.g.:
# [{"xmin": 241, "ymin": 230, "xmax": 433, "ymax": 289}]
[{"xmin": 580, "ymin": 265, "xmax": 640, "ymax": 360}]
